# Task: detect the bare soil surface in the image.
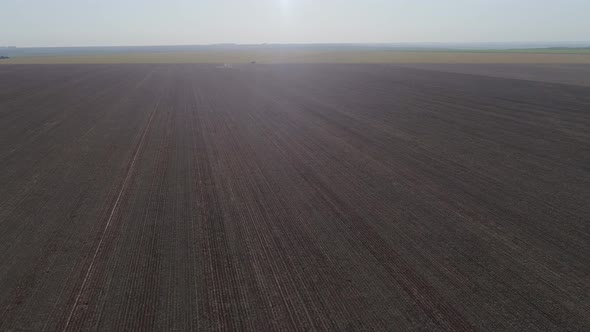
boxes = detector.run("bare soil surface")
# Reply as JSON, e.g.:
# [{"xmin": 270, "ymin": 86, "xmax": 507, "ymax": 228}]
[
  {"xmin": 400, "ymin": 63, "xmax": 590, "ymax": 87},
  {"xmin": 0, "ymin": 64, "xmax": 589, "ymax": 331}
]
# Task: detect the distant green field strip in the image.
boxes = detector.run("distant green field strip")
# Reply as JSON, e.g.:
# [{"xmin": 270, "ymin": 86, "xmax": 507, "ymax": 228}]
[
  {"xmin": 2, "ymin": 50, "xmax": 590, "ymax": 64},
  {"xmin": 451, "ymin": 48, "xmax": 590, "ymax": 54}
]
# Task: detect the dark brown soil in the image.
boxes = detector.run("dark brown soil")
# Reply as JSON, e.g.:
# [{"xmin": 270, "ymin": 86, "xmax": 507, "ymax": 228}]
[{"xmin": 0, "ymin": 64, "xmax": 589, "ymax": 331}]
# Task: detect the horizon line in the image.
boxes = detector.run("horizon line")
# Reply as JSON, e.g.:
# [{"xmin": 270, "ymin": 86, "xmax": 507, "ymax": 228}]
[{"xmin": 4, "ymin": 41, "xmax": 590, "ymax": 49}]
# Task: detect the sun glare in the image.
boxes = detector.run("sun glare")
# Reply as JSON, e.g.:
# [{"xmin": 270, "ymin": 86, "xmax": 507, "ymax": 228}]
[{"xmin": 279, "ymin": 0, "xmax": 291, "ymax": 14}]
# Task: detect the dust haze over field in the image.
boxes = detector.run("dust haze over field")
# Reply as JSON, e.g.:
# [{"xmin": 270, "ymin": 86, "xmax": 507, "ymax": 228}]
[{"xmin": 0, "ymin": 63, "xmax": 589, "ymax": 330}]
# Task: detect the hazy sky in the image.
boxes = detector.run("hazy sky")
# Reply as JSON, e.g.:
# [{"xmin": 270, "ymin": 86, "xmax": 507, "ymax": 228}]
[{"xmin": 1, "ymin": 0, "xmax": 588, "ymax": 47}]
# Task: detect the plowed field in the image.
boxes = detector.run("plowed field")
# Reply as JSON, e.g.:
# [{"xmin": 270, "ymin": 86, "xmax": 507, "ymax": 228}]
[{"xmin": 0, "ymin": 64, "xmax": 589, "ymax": 331}]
